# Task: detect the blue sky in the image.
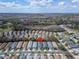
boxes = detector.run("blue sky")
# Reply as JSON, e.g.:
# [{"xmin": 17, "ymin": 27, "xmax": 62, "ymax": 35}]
[{"xmin": 0, "ymin": 0, "xmax": 79, "ymax": 13}]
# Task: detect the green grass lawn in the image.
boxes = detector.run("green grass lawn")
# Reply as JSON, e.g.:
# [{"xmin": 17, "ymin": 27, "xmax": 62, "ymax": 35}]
[
  {"xmin": 64, "ymin": 31, "xmax": 73, "ymax": 35},
  {"xmin": 0, "ymin": 28, "xmax": 12, "ymax": 32},
  {"xmin": 75, "ymin": 29, "xmax": 79, "ymax": 32}
]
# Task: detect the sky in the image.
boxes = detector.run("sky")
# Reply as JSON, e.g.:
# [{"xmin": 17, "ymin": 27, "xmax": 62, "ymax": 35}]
[{"xmin": 0, "ymin": 0, "xmax": 79, "ymax": 13}]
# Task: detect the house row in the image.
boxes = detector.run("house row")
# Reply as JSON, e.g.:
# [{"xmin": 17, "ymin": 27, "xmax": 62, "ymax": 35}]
[
  {"xmin": 0, "ymin": 30, "xmax": 53, "ymax": 41},
  {"xmin": 0, "ymin": 41, "xmax": 58, "ymax": 51},
  {"xmin": 0, "ymin": 54, "xmax": 69, "ymax": 59}
]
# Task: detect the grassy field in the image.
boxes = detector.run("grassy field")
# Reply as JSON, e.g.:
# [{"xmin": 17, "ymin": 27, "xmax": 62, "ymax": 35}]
[{"xmin": 0, "ymin": 28, "xmax": 12, "ymax": 32}]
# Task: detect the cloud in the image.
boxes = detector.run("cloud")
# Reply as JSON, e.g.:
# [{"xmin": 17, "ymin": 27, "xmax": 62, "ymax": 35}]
[
  {"xmin": 27, "ymin": 0, "xmax": 53, "ymax": 8},
  {"xmin": 0, "ymin": 2, "xmax": 26, "ymax": 8},
  {"xmin": 0, "ymin": 0, "xmax": 78, "ymax": 9},
  {"xmin": 58, "ymin": 1, "xmax": 79, "ymax": 9},
  {"xmin": 72, "ymin": 0, "xmax": 79, "ymax": 2},
  {"xmin": 57, "ymin": 1, "xmax": 68, "ymax": 9},
  {"xmin": 0, "ymin": 0, "xmax": 54, "ymax": 8},
  {"xmin": 58, "ymin": 1, "xmax": 65, "ymax": 6},
  {"xmin": 0, "ymin": 0, "xmax": 79, "ymax": 13}
]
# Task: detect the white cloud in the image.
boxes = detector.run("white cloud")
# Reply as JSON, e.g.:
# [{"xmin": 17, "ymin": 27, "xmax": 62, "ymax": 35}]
[
  {"xmin": 58, "ymin": 1, "xmax": 76, "ymax": 9},
  {"xmin": 0, "ymin": 0, "xmax": 78, "ymax": 9},
  {"xmin": 57, "ymin": 1, "xmax": 77, "ymax": 8},
  {"xmin": 0, "ymin": 0, "xmax": 54, "ymax": 8},
  {"xmin": 27, "ymin": 0, "xmax": 53, "ymax": 8},
  {"xmin": 58, "ymin": 1, "xmax": 65, "ymax": 6},
  {"xmin": 72, "ymin": 0, "xmax": 79, "ymax": 2},
  {"xmin": 0, "ymin": 2, "xmax": 26, "ymax": 8}
]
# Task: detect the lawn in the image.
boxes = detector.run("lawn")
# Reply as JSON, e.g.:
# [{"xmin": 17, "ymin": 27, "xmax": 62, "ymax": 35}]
[{"xmin": 0, "ymin": 28, "xmax": 12, "ymax": 32}]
